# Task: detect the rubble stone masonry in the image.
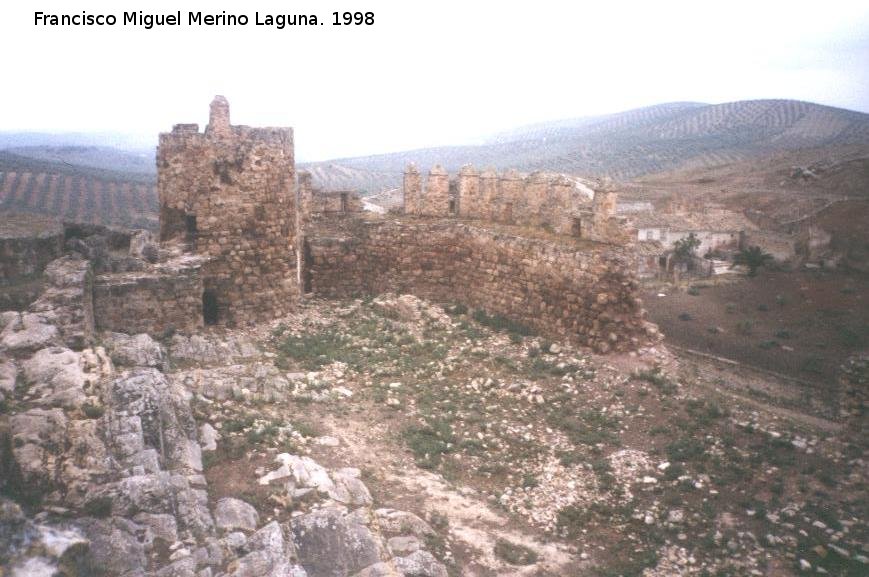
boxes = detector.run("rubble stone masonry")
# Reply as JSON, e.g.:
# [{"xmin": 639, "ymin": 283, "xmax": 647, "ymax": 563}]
[
  {"xmin": 306, "ymin": 219, "xmax": 655, "ymax": 352},
  {"xmin": 403, "ymin": 164, "xmax": 631, "ymax": 244},
  {"xmin": 157, "ymin": 96, "xmax": 298, "ymax": 326},
  {"xmin": 92, "ymin": 255, "xmax": 206, "ymax": 336}
]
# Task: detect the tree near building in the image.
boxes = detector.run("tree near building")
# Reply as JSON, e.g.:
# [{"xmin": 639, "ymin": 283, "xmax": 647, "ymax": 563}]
[
  {"xmin": 673, "ymin": 233, "xmax": 701, "ymax": 262},
  {"xmin": 733, "ymin": 245, "xmax": 774, "ymax": 277}
]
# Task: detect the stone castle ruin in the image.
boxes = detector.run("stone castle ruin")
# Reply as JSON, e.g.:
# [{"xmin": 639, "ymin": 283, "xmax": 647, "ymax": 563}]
[
  {"xmin": 2, "ymin": 97, "xmax": 657, "ymax": 353},
  {"xmin": 157, "ymin": 95, "xmax": 299, "ymax": 326},
  {"xmin": 402, "ymin": 163, "xmax": 632, "ymax": 244}
]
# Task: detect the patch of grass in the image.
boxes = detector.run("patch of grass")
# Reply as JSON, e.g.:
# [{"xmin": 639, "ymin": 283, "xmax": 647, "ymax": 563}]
[
  {"xmin": 81, "ymin": 402, "xmax": 105, "ymax": 419},
  {"xmin": 633, "ymin": 368, "xmax": 677, "ymax": 394},
  {"xmin": 548, "ymin": 407, "xmax": 620, "ymax": 447},
  {"xmin": 291, "ymin": 419, "xmax": 323, "ymax": 438},
  {"xmin": 736, "ymin": 320, "xmax": 754, "ymax": 335},
  {"xmin": 493, "ymin": 538, "xmax": 538, "ymax": 566},
  {"xmin": 666, "ymin": 438, "xmax": 707, "ymax": 463},
  {"xmin": 223, "ymin": 415, "xmax": 256, "ymax": 433},
  {"xmin": 429, "ymin": 510, "xmax": 449, "ymax": 531},
  {"xmin": 278, "ymin": 331, "xmax": 351, "ymax": 370},
  {"xmin": 402, "ymin": 418, "xmax": 456, "ymax": 469}
]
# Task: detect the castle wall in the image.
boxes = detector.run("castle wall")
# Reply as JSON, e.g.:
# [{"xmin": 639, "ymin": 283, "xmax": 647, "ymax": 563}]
[
  {"xmin": 401, "ymin": 165, "xmax": 631, "ymax": 243},
  {"xmin": 306, "ymin": 219, "xmax": 654, "ymax": 352},
  {"xmin": 157, "ymin": 97, "xmax": 299, "ymax": 326},
  {"xmin": 92, "ymin": 256, "xmax": 205, "ymax": 336},
  {"xmin": 457, "ymin": 165, "xmax": 481, "ymax": 219},
  {"xmin": 1, "ymin": 217, "xmax": 64, "ymax": 286},
  {"xmin": 418, "ymin": 165, "xmax": 451, "ymax": 217}
]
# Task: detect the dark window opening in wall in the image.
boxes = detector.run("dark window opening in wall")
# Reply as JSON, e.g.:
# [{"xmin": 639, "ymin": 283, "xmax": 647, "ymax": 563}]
[
  {"xmin": 449, "ymin": 199, "xmax": 456, "ymax": 214},
  {"xmin": 185, "ymin": 215, "xmax": 197, "ymax": 242},
  {"xmin": 571, "ymin": 217, "xmax": 582, "ymax": 237},
  {"xmin": 340, "ymin": 192, "xmax": 348, "ymax": 213},
  {"xmin": 503, "ymin": 202, "xmax": 513, "ymax": 223},
  {"xmin": 202, "ymin": 290, "xmax": 219, "ymax": 325}
]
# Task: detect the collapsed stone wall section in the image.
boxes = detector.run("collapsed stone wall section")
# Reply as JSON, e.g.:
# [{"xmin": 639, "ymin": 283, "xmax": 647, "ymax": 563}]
[
  {"xmin": 307, "ymin": 219, "xmax": 654, "ymax": 352},
  {"xmin": 92, "ymin": 256, "xmax": 205, "ymax": 336}
]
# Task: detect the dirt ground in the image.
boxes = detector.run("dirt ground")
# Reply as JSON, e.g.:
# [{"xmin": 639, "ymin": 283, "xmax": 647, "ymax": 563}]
[{"xmin": 642, "ymin": 270, "xmax": 869, "ymax": 390}]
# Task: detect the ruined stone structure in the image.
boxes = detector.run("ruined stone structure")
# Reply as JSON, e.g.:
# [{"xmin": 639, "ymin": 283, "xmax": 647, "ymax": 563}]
[
  {"xmin": 402, "ymin": 164, "xmax": 631, "ymax": 244},
  {"xmin": 157, "ymin": 96, "xmax": 298, "ymax": 326},
  {"xmin": 5, "ymin": 97, "xmax": 651, "ymax": 351},
  {"xmin": 305, "ymin": 220, "xmax": 655, "ymax": 353},
  {"xmin": 92, "ymin": 255, "xmax": 207, "ymax": 336}
]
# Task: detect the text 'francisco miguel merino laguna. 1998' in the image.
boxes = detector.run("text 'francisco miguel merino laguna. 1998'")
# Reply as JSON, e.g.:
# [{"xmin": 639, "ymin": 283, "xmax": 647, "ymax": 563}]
[{"xmin": 33, "ymin": 11, "xmax": 375, "ymax": 29}]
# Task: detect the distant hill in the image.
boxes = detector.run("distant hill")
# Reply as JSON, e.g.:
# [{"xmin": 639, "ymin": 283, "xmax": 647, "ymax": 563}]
[
  {"xmin": 4, "ymin": 145, "xmax": 156, "ymax": 175},
  {"xmin": 0, "ymin": 151, "xmax": 157, "ymax": 230},
  {"xmin": 303, "ymin": 100, "xmax": 869, "ymax": 192},
  {"xmin": 4, "ymin": 99, "xmax": 868, "ymax": 228}
]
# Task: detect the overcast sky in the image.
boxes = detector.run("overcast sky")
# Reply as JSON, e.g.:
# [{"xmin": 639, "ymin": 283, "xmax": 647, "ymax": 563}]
[{"xmin": 2, "ymin": 0, "xmax": 868, "ymax": 161}]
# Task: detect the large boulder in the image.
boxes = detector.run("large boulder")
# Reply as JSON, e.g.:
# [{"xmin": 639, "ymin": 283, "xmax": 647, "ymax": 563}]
[
  {"xmin": 21, "ymin": 346, "xmax": 97, "ymax": 409},
  {"xmin": 393, "ymin": 550, "xmax": 448, "ymax": 577},
  {"xmin": 0, "ymin": 312, "xmax": 58, "ymax": 355},
  {"xmin": 229, "ymin": 521, "xmax": 308, "ymax": 577},
  {"xmin": 291, "ymin": 506, "xmax": 383, "ymax": 577},
  {"xmin": 214, "ymin": 497, "xmax": 259, "ymax": 533},
  {"xmin": 104, "ymin": 332, "xmax": 167, "ymax": 369}
]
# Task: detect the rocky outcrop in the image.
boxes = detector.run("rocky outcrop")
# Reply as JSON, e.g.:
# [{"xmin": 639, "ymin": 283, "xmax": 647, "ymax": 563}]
[
  {"xmin": 0, "ymin": 258, "xmax": 449, "ymax": 577},
  {"xmin": 28, "ymin": 256, "xmax": 94, "ymax": 350}
]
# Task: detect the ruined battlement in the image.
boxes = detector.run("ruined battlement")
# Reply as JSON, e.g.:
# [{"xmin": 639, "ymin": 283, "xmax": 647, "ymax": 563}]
[
  {"xmin": 157, "ymin": 96, "xmax": 298, "ymax": 326},
  {"xmin": 403, "ymin": 164, "xmax": 632, "ymax": 245},
  {"xmin": 78, "ymin": 97, "xmax": 651, "ymax": 350}
]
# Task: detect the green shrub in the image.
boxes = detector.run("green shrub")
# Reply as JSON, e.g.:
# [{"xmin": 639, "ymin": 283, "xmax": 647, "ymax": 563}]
[
  {"xmin": 81, "ymin": 403, "xmax": 105, "ymax": 419},
  {"xmin": 494, "ymin": 539, "xmax": 538, "ymax": 565},
  {"xmin": 402, "ymin": 418, "xmax": 455, "ymax": 469}
]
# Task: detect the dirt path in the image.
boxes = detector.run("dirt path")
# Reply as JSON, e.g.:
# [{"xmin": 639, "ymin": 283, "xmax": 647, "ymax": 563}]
[{"xmin": 309, "ymin": 412, "xmax": 580, "ymax": 576}]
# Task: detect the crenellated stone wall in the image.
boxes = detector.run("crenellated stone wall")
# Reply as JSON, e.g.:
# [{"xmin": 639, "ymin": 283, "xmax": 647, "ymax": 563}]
[
  {"xmin": 157, "ymin": 96, "xmax": 298, "ymax": 327},
  {"xmin": 306, "ymin": 219, "xmax": 655, "ymax": 352},
  {"xmin": 419, "ymin": 165, "xmax": 451, "ymax": 217},
  {"xmin": 401, "ymin": 164, "xmax": 631, "ymax": 244}
]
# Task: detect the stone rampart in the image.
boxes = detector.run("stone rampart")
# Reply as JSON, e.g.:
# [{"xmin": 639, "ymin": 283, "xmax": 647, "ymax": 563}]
[{"xmin": 306, "ymin": 219, "xmax": 654, "ymax": 352}]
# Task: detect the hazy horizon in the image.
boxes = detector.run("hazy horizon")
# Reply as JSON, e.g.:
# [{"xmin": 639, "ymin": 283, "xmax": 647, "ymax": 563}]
[{"xmin": 2, "ymin": 0, "xmax": 868, "ymax": 161}]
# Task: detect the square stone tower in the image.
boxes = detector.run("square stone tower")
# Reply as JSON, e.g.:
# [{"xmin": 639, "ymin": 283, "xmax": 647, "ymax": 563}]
[{"xmin": 157, "ymin": 96, "xmax": 298, "ymax": 326}]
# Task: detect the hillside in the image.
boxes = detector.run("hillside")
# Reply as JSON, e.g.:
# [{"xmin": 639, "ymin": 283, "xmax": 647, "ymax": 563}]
[
  {"xmin": 4, "ymin": 145, "xmax": 156, "ymax": 175},
  {"xmin": 303, "ymin": 100, "xmax": 869, "ymax": 192},
  {"xmin": 0, "ymin": 151, "xmax": 158, "ymax": 230}
]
